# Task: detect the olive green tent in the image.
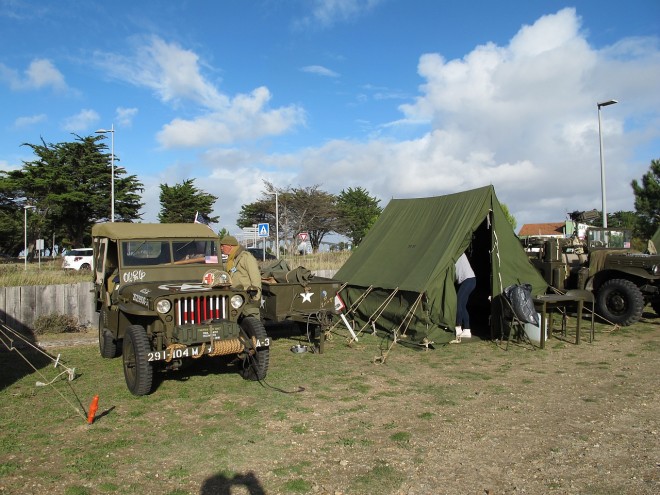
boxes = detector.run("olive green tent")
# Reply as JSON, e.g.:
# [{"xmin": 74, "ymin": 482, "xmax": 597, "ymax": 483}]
[{"xmin": 335, "ymin": 185, "xmax": 548, "ymax": 344}]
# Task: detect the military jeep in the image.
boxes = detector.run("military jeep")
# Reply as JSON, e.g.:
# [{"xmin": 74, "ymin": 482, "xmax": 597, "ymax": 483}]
[
  {"xmin": 525, "ymin": 220, "xmax": 660, "ymax": 326},
  {"xmin": 91, "ymin": 223, "xmax": 270, "ymax": 396}
]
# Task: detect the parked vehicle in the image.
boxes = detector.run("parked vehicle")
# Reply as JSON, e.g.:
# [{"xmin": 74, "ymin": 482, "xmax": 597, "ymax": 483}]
[
  {"xmin": 91, "ymin": 223, "xmax": 270, "ymax": 396},
  {"xmin": 62, "ymin": 248, "xmax": 93, "ymax": 270},
  {"xmin": 524, "ymin": 211, "xmax": 660, "ymax": 326},
  {"xmin": 260, "ymin": 262, "xmax": 341, "ymax": 352}
]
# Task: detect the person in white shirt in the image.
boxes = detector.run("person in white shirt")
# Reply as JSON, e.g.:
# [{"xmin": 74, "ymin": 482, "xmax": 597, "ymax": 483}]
[{"xmin": 455, "ymin": 253, "xmax": 476, "ymax": 338}]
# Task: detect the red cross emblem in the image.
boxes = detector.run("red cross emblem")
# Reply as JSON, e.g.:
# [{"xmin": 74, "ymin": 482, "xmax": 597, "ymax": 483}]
[{"xmin": 202, "ymin": 272, "xmax": 215, "ymax": 285}]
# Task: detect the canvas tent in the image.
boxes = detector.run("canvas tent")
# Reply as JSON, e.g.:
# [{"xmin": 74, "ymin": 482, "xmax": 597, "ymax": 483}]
[{"xmin": 335, "ymin": 185, "xmax": 548, "ymax": 344}]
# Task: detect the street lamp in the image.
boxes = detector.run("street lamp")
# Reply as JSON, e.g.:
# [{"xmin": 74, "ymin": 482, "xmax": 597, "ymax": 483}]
[
  {"xmin": 24, "ymin": 205, "xmax": 36, "ymax": 270},
  {"xmin": 597, "ymin": 99, "xmax": 618, "ymax": 228},
  {"xmin": 275, "ymin": 190, "xmax": 279, "ymax": 259},
  {"xmin": 95, "ymin": 124, "xmax": 115, "ymax": 222}
]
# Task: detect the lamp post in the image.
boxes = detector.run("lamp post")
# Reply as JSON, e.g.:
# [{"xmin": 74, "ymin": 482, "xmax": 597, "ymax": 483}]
[
  {"xmin": 95, "ymin": 124, "xmax": 115, "ymax": 222},
  {"xmin": 24, "ymin": 205, "xmax": 35, "ymax": 270},
  {"xmin": 597, "ymin": 99, "xmax": 617, "ymax": 228},
  {"xmin": 275, "ymin": 190, "xmax": 279, "ymax": 259}
]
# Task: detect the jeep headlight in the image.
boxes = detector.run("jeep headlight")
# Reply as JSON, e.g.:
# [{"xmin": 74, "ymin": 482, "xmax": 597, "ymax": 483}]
[
  {"xmin": 230, "ymin": 294, "xmax": 245, "ymax": 309},
  {"xmin": 651, "ymin": 264, "xmax": 660, "ymax": 276},
  {"xmin": 156, "ymin": 299, "xmax": 172, "ymax": 314}
]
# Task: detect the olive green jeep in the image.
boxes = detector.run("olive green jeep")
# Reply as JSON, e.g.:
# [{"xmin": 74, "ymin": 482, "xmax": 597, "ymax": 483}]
[{"xmin": 91, "ymin": 223, "xmax": 270, "ymax": 396}]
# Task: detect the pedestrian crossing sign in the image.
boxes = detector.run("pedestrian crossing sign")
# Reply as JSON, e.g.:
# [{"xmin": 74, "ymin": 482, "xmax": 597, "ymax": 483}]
[{"xmin": 258, "ymin": 223, "xmax": 269, "ymax": 237}]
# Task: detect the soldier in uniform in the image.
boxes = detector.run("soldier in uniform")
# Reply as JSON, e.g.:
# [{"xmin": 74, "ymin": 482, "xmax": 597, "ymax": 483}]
[{"xmin": 219, "ymin": 235, "xmax": 262, "ymax": 318}]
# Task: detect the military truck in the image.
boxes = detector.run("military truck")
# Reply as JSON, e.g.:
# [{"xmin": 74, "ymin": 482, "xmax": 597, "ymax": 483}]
[
  {"xmin": 91, "ymin": 223, "xmax": 270, "ymax": 396},
  {"xmin": 524, "ymin": 212, "xmax": 660, "ymax": 326}
]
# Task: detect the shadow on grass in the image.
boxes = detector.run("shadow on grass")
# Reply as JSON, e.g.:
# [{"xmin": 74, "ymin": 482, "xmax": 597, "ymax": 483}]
[
  {"xmin": 0, "ymin": 322, "xmax": 55, "ymax": 391},
  {"xmin": 200, "ymin": 470, "xmax": 265, "ymax": 495}
]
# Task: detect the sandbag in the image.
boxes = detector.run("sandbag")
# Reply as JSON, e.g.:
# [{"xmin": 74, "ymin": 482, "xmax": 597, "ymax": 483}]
[{"xmin": 504, "ymin": 284, "xmax": 539, "ymax": 325}]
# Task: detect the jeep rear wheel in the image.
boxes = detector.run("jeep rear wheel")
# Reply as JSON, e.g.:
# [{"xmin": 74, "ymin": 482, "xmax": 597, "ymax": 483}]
[
  {"xmin": 98, "ymin": 314, "xmax": 119, "ymax": 359},
  {"xmin": 239, "ymin": 317, "xmax": 270, "ymax": 381},
  {"xmin": 122, "ymin": 325, "xmax": 153, "ymax": 396},
  {"xmin": 595, "ymin": 279, "xmax": 644, "ymax": 326}
]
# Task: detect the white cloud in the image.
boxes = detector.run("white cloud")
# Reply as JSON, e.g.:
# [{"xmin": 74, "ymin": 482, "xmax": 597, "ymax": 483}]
[
  {"xmin": 301, "ymin": 65, "xmax": 339, "ymax": 77},
  {"xmin": 95, "ymin": 36, "xmax": 305, "ymax": 148},
  {"xmin": 156, "ymin": 86, "xmax": 305, "ymax": 148},
  {"xmin": 140, "ymin": 8, "xmax": 660, "ymax": 233},
  {"xmin": 13, "ymin": 114, "xmax": 47, "ymax": 128},
  {"xmin": 62, "ymin": 109, "xmax": 100, "ymax": 132},
  {"xmin": 95, "ymin": 36, "xmax": 226, "ymax": 110},
  {"xmin": 115, "ymin": 107, "xmax": 138, "ymax": 127},
  {"xmin": 274, "ymin": 8, "xmax": 659, "ymax": 230},
  {"xmin": 296, "ymin": 0, "xmax": 384, "ymax": 28},
  {"xmin": 0, "ymin": 58, "xmax": 67, "ymax": 91}
]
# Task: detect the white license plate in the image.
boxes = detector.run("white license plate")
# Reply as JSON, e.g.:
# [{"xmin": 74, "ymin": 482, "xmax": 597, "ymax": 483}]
[{"xmin": 147, "ymin": 345, "xmax": 208, "ymax": 362}]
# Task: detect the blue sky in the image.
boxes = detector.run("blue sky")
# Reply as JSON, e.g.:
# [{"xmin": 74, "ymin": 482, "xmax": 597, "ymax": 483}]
[{"xmin": 1, "ymin": 0, "xmax": 659, "ymax": 238}]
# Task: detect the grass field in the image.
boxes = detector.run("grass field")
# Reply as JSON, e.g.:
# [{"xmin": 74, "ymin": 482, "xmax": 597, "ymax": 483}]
[{"xmin": 1, "ymin": 313, "xmax": 658, "ymax": 495}]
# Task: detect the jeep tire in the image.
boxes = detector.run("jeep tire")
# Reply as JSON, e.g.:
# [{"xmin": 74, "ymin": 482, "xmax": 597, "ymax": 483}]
[
  {"xmin": 239, "ymin": 317, "xmax": 270, "ymax": 381},
  {"xmin": 123, "ymin": 325, "xmax": 153, "ymax": 396},
  {"xmin": 595, "ymin": 278, "xmax": 645, "ymax": 326}
]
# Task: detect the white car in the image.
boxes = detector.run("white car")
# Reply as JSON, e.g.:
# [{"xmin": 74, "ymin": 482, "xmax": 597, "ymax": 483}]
[{"xmin": 62, "ymin": 248, "xmax": 93, "ymax": 271}]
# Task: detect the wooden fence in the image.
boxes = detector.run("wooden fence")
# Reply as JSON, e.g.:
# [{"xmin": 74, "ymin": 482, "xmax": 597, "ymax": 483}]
[{"xmin": 0, "ymin": 282, "xmax": 96, "ymax": 337}]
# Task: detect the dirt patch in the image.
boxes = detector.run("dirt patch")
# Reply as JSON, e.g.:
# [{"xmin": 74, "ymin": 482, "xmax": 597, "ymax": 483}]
[{"xmin": 1, "ymin": 318, "xmax": 658, "ymax": 495}]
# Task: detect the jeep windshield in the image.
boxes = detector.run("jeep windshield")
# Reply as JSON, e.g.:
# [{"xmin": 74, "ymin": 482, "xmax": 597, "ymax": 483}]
[
  {"xmin": 587, "ymin": 228, "xmax": 632, "ymax": 249},
  {"xmin": 121, "ymin": 239, "xmax": 221, "ymax": 267}
]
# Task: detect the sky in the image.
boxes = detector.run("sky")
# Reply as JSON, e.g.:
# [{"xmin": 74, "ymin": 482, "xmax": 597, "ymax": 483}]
[{"xmin": 1, "ymin": 0, "xmax": 659, "ymax": 240}]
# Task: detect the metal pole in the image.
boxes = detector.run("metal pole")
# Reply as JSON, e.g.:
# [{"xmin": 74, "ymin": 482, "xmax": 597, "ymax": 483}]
[
  {"xmin": 23, "ymin": 205, "xmax": 34, "ymax": 270},
  {"xmin": 597, "ymin": 100, "xmax": 617, "ymax": 228},
  {"xmin": 111, "ymin": 123, "xmax": 115, "ymax": 222},
  {"xmin": 95, "ymin": 125, "xmax": 115, "ymax": 222},
  {"xmin": 24, "ymin": 206, "xmax": 27, "ymax": 271},
  {"xmin": 275, "ymin": 191, "xmax": 279, "ymax": 259}
]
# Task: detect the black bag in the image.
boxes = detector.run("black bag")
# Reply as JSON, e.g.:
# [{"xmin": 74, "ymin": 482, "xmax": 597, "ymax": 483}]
[{"xmin": 504, "ymin": 284, "xmax": 539, "ymax": 326}]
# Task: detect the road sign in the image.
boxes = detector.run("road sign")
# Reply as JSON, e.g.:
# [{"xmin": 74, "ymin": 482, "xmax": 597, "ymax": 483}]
[
  {"xmin": 298, "ymin": 232, "xmax": 308, "ymax": 241},
  {"xmin": 258, "ymin": 223, "xmax": 270, "ymax": 237}
]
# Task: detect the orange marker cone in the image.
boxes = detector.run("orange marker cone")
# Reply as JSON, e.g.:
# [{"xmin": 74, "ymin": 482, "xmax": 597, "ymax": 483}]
[{"xmin": 87, "ymin": 395, "xmax": 99, "ymax": 424}]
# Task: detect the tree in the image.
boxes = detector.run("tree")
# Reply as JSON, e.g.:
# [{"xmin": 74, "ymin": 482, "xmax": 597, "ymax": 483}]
[
  {"xmin": 631, "ymin": 158, "xmax": 660, "ymax": 239},
  {"xmin": 335, "ymin": 187, "xmax": 382, "ymax": 247},
  {"xmin": 500, "ymin": 203, "xmax": 517, "ymax": 231},
  {"xmin": 238, "ymin": 181, "xmax": 339, "ymax": 253},
  {"xmin": 0, "ymin": 135, "xmax": 143, "ymax": 254},
  {"xmin": 158, "ymin": 179, "xmax": 218, "ymax": 224}
]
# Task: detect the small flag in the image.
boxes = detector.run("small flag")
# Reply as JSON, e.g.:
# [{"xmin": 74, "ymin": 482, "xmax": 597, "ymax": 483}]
[{"xmin": 194, "ymin": 211, "xmax": 212, "ymax": 228}]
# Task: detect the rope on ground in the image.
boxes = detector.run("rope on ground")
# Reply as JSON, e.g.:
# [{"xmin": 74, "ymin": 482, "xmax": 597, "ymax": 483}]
[{"xmin": 0, "ymin": 322, "xmax": 87, "ymax": 422}]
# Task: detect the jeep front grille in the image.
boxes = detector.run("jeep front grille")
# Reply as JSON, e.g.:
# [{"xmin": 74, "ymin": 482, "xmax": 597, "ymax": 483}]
[{"xmin": 175, "ymin": 295, "xmax": 228, "ymax": 325}]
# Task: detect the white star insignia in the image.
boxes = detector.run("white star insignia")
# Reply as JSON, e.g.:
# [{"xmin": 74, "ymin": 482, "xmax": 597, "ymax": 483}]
[{"xmin": 300, "ymin": 291, "xmax": 314, "ymax": 303}]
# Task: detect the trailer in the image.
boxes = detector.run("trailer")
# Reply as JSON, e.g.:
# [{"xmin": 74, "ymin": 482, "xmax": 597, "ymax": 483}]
[{"xmin": 260, "ymin": 263, "xmax": 341, "ymax": 352}]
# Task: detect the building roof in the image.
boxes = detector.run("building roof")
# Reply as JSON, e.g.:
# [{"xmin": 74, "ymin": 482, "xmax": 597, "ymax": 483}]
[{"xmin": 518, "ymin": 222, "xmax": 566, "ymax": 237}]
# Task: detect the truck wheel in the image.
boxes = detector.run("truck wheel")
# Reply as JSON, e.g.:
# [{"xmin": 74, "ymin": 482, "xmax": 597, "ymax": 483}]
[
  {"xmin": 239, "ymin": 317, "xmax": 270, "ymax": 381},
  {"xmin": 596, "ymin": 279, "xmax": 644, "ymax": 326},
  {"xmin": 122, "ymin": 325, "xmax": 153, "ymax": 396},
  {"xmin": 99, "ymin": 315, "xmax": 119, "ymax": 359}
]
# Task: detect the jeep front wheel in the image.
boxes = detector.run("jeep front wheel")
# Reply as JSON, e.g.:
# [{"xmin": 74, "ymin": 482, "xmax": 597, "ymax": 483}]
[
  {"xmin": 122, "ymin": 325, "xmax": 153, "ymax": 396},
  {"xmin": 239, "ymin": 317, "xmax": 270, "ymax": 381},
  {"xmin": 595, "ymin": 279, "xmax": 644, "ymax": 326}
]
